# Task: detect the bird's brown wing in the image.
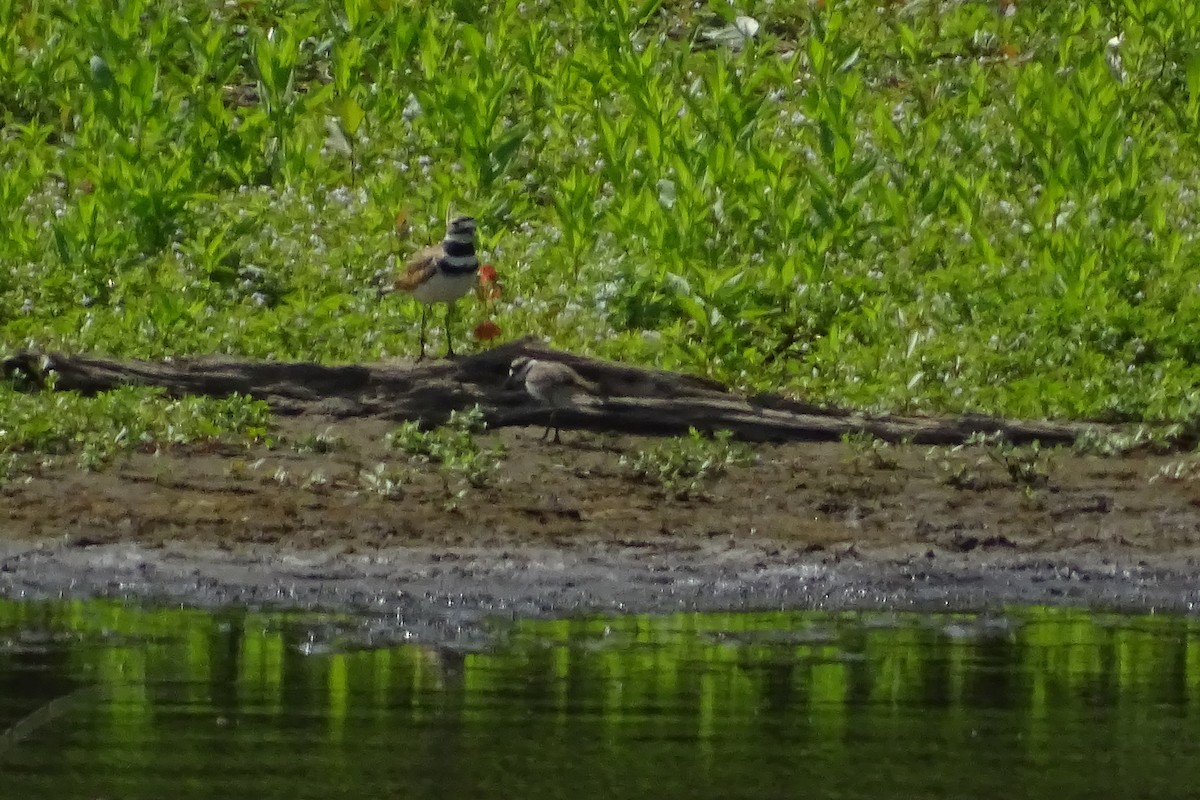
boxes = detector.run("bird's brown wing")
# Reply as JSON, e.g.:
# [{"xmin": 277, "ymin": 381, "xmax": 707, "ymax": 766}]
[
  {"xmin": 391, "ymin": 245, "xmax": 442, "ymax": 293},
  {"xmin": 547, "ymin": 362, "xmax": 601, "ymax": 396},
  {"xmin": 571, "ymin": 372, "xmax": 602, "ymax": 397}
]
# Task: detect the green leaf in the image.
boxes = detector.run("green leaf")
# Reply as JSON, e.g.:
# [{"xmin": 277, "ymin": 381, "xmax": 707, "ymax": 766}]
[
  {"xmin": 808, "ymin": 35, "xmax": 827, "ymax": 75},
  {"xmin": 461, "ymin": 24, "xmax": 485, "ymax": 58},
  {"xmin": 1187, "ymin": 55, "xmax": 1200, "ymax": 120},
  {"xmin": 676, "ymin": 294, "xmax": 709, "ymax": 329},
  {"xmin": 338, "ymin": 95, "xmax": 365, "ymax": 135},
  {"xmin": 644, "ymin": 120, "xmax": 661, "ymax": 163},
  {"xmin": 490, "ymin": 124, "xmax": 528, "ymax": 175},
  {"xmin": 634, "ymin": 0, "xmax": 664, "ymax": 25}
]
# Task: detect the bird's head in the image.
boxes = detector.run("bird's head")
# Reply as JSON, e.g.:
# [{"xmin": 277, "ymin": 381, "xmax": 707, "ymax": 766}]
[
  {"xmin": 506, "ymin": 356, "xmax": 536, "ymax": 388},
  {"xmin": 446, "ymin": 216, "xmax": 477, "ymax": 242}
]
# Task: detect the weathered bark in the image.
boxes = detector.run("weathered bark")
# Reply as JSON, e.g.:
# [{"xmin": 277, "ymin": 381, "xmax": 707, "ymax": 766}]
[{"xmin": 3, "ymin": 340, "xmax": 1104, "ymax": 445}]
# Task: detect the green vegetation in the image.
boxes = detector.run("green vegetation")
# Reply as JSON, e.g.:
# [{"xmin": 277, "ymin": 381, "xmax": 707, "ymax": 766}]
[
  {"xmin": 290, "ymin": 427, "xmax": 347, "ymax": 454},
  {"xmin": 1153, "ymin": 454, "xmax": 1200, "ymax": 482},
  {"xmin": 0, "ymin": 384, "xmax": 269, "ymax": 472},
  {"xmin": 386, "ymin": 405, "xmax": 506, "ymax": 500},
  {"xmin": 842, "ymin": 430, "xmax": 902, "ymax": 471},
  {"xmin": 1072, "ymin": 423, "xmax": 1181, "ymax": 455},
  {"xmin": 972, "ymin": 432, "xmax": 1055, "ymax": 488},
  {"xmin": 925, "ymin": 431, "xmax": 1054, "ymax": 490},
  {"xmin": 3, "ymin": 0, "xmax": 1200, "ymax": 452},
  {"xmin": 620, "ymin": 427, "xmax": 753, "ymax": 497}
]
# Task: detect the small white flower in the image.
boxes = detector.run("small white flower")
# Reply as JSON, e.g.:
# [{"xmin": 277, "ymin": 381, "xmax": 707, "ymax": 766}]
[
  {"xmin": 656, "ymin": 178, "xmax": 676, "ymax": 209},
  {"xmin": 88, "ymin": 55, "xmax": 110, "ymax": 79},
  {"xmin": 402, "ymin": 94, "xmax": 421, "ymax": 121},
  {"xmin": 1105, "ymin": 33, "xmax": 1126, "ymax": 82}
]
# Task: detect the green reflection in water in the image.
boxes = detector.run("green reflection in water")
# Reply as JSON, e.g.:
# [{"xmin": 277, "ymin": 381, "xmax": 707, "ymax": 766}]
[{"xmin": 1, "ymin": 601, "xmax": 1199, "ymax": 799}]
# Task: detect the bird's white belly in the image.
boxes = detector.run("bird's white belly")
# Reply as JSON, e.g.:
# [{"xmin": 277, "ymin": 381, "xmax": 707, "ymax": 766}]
[{"xmin": 411, "ymin": 270, "xmax": 476, "ymax": 304}]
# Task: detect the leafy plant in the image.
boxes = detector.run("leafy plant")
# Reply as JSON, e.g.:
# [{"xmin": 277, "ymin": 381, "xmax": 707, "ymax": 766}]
[
  {"xmin": 1153, "ymin": 457, "xmax": 1200, "ymax": 483},
  {"xmin": 3, "ymin": 0, "xmax": 1200, "ymax": 437},
  {"xmin": 620, "ymin": 428, "xmax": 753, "ymax": 499},
  {"xmin": 842, "ymin": 431, "xmax": 901, "ymax": 471},
  {"xmin": 964, "ymin": 432, "xmax": 1055, "ymax": 489},
  {"xmin": 387, "ymin": 405, "xmax": 505, "ymax": 496},
  {"xmin": 1073, "ymin": 424, "xmax": 1182, "ymax": 456},
  {"xmin": 290, "ymin": 428, "xmax": 346, "ymax": 454},
  {"xmin": 925, "ymin": 437, "xmax": 1039, "ymax": 492},
  {"xmin": 0, "ymin": 384, "xmax": 271, "ymax": 473},
  {"xmin": 0, "ymin": 453, "xmax": 19, "ymax": 488},
  {"xmin": 359, "ymin": 462, "xmax": 409, "ymax": 499}
]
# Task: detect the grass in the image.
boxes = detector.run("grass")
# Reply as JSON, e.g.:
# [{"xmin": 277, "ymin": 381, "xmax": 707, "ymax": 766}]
[{"xmin": 3, "ymin": 0, "xmax": 1200, "ymax": 459}]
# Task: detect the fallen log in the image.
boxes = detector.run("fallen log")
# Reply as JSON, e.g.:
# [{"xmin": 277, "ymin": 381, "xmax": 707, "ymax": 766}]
[{"xmin": 3, "ymin": 340, "xmax": 1104, "ymax": 445}]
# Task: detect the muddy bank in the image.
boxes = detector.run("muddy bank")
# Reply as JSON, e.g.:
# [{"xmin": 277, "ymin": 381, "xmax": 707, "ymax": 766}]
[
  {"xmin": 3, "ymin": 415, "xmax": 1200, "ymax": 640},
  {"xmin": 2, "ymin": 542, "xmax": 1200, "ymax": 645}
]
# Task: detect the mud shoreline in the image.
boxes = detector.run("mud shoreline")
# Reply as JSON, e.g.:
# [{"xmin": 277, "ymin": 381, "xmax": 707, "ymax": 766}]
[
  {"xmin": 2, "ymin": 541, "xmax": 1199, "ymax": 643},
  {"xmin": 3, "ymin": 417, "xmax": 1200, "ymax": 642}
]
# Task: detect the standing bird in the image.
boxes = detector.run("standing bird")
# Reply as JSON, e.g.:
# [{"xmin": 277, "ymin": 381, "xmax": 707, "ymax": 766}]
[
  {"xmin": 507, "ymin": 356, "xmax": 603, "ymax": 444},
  {"xmin": 381, "ymin": 215, "xmax": 479, "ymax": 360}
]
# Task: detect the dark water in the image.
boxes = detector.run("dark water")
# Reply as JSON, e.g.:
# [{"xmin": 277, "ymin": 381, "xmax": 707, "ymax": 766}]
[{"xmin": 2, "ymin": 601, "xmax": 1200, "ymax": 799}]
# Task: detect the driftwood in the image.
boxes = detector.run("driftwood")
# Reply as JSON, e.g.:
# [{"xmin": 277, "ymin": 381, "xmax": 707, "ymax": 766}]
[{"xmin": 3, "ymin": 340, "xmax": 1105, "ymax": 445}]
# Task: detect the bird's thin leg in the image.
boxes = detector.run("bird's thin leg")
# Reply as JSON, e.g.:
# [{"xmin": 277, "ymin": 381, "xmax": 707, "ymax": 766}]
[
  {"xmin": 444, "ymin": 302, "xmax": 455, "ymax": 358},
  {"xmin": 417, "ymin": 305, "xmax": 428, "ymax": 362},
  {"xmin": 550, "ymin": 409, "xmax": 561, "ymax": 444}
]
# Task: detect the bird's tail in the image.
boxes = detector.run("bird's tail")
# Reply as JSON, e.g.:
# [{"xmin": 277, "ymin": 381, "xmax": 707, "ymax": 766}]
[{"xmin": 571, "ymin": 387, "xmax": 604, "ymax": 407}]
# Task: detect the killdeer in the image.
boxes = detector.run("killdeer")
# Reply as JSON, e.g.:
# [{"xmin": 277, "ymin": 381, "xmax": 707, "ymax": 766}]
[
  {"xmin": 381, "ymin": 215, "xmax": 479, "ymax": 360},
  {"xmin": 507, "ymin": 356, "xmax": 602, "ymax": 443}
]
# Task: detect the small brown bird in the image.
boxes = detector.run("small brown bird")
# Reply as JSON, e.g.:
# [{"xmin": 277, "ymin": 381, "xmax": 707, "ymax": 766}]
[
  {"xmin": 507, "ymin": 356, "xmax": 602, "ymax": 443},
  {"xmin": 381, "ymin": 215, "xmax": 479, "ymax": 360}
]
